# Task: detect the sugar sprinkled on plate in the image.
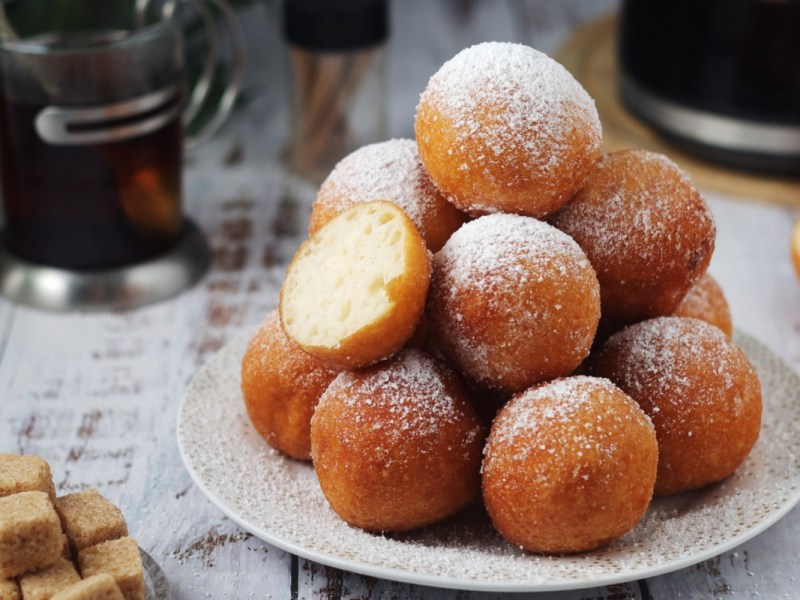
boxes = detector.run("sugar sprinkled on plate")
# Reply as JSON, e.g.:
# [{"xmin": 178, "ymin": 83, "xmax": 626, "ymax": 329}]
[{"xmin": 177, "ymin": 331, "xmax": 800, "ymax": 590}]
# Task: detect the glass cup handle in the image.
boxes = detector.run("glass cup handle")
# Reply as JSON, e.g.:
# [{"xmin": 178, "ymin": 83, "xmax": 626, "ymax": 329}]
[{"xmin": 136, "ymin": 0, "xmax": 247, "ymax": 149}]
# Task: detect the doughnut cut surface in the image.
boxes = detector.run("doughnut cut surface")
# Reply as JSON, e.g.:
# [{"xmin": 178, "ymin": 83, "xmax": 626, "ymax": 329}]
[{"xmin": 280, "ymin": 201, "xmax": 431, "ymax": 369}]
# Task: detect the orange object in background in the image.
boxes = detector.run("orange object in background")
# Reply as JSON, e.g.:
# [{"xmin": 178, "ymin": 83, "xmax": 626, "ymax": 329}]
[{"xmin": 792, "ymin": 220, "xmax": 800, "ymax": 280}]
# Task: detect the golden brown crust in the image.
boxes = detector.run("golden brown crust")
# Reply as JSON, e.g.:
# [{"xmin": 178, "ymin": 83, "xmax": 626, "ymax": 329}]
[
  {"xmin": 241, "ymin": 311, "xmax": 342, "ymax": 460},
  {"xmin": 415, "ymin": 43, "xmax": 601, "ymax": 218},
  {"xmin": 427, "ymin": 214, "xmax": 600, "ymax": 392},
  {"xmin": 482, "ymin": 376, "xmax": 658, "ymax": 554},
  {"xmin": 310, "ymin": 139, "xmax": 467, "ymax": 252},
  {"xmin": 550, "ymin": 150, "xmax": 716, "ymax": 334},
  {"xmin": 587, "ymin": 317, "xmax": 762, "ymax": 496},
  {"xmin": 310, "ymin": 349, "xmax": 485, "ymax": 532},
  {"xmin": 280, "ymin": 202, "xmax": 432, "ymax": 370},
  {"xmin": 672, "ymin": 273, "xmax": 733, "ymax": 338}
]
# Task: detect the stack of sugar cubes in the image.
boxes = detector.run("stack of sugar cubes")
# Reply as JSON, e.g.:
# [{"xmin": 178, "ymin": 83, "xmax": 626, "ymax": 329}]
[{"xmin": 0, "ymin": 454, "xmax": 145, "ymax": 600}]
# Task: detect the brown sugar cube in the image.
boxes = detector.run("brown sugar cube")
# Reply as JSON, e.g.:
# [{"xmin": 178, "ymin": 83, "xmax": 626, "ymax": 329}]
[
  {"xmin": 0, "ymin": 455, "xmax": 56, "ymax": 501},
  {"xmin": 78, "ymin": 538, "xmax": 143, "ymax": 600},
  {"xmin": 56, "ymin": 490, "xmax": 128, "ymax": 552},
  {"xmin": 0, "ymin": 491, "xmax": 63, "ymax": 578},
  {"xmin": 50, "ymin": 575, "xmax": 125, "ymax": 600},
  {"xmin": 0, "ymin": 578, "xmax": 21, "ymax": 600},
  {"xmin": 19, "ymin": 558, "xmax": 80, "ymax": 600},
  {"xmin": 60, "ymin": 534, "xmax": 72, "ymax": 561}
]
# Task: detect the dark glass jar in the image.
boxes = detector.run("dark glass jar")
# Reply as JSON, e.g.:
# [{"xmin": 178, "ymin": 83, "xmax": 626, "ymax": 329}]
[
  {"xmin": 283, "ymin": 0, "xmax": 388, "ymax": 185},
  {"xmin": 619, "ymin": 0, "xmax": 800, "ymax": 174}
]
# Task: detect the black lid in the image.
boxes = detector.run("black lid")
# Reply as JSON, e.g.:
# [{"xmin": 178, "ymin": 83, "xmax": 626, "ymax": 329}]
[{"xmin": 283, "ymin": 0, "xmax": 389, "ymax": 51}]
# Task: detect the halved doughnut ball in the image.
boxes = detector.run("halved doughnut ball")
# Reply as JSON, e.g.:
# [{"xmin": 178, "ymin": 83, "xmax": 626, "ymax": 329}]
[
  {"xmin": 672, "ymin": 272, "xmax": 733, "ymax": 337},
  {"xmin": 588, "ymin": 317, "xmax": 762, "ymax": 496},
  {"xmin": 310, "ymin": 139, "xmax": 467, "ymax": 252},
  {"xmin": 280, "ymin": 201, "xmax": 431, "ymax": 369},
  {"xmin": 241, "ymin": 310, "xmax": 341, "ymax": 460},
  {"xmin": 310, "ymin": 349, "xmax": 484, "ymax": 532},
  {"xmin": 482, "ymin": 376, "xmax": 658, "ymax": 554},
  {"xmin": 550, "ymin": 150, "xmax": 716, "ymax": 334},
  {"xmin": 415, "ymin": 42, "xmax": 602, "ymax": 218},
  {"xmin": 427, "ymin": 213, "xmax": 600, "ymax": 392}
]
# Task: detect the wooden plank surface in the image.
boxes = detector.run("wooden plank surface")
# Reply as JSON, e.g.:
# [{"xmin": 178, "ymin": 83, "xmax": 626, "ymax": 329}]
[{"xmin": 2, "ymin": 1, "xmax": 800, "ymax": 599}]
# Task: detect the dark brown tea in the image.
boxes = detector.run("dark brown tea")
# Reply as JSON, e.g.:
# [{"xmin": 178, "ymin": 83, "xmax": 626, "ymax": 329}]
[{"xmin": 0, "ymin": 95, "xmax": 183, "ymax": 271}]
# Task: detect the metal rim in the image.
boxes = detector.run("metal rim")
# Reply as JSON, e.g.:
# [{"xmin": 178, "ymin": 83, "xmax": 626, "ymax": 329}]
[
  {"xmin": 0, "ymin": 219, "xmax": 210, "ymax": 312},
  {"xmin": 620, "ymin": 74, "xmax": 800, "ymax": 156},
  {"xmin": 137, "ymin": 0, "xmax": 247, "ymax": 149}
]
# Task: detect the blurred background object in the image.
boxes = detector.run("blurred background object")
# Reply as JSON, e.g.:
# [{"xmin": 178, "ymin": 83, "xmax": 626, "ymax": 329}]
[
  {"xmin": 556, "ymin": 9, "xmax": 800, "ymax": 205},
  {"xmin": 283, "ymin": 0, "xmax": 388, "ymax": 185},
  {"xmin": 0, "ymin": 0, "xmax": 247, "ymax": 310},
  {"xmin": 618, "ymin": 0, "xmax": 800, "ymax": 174}
]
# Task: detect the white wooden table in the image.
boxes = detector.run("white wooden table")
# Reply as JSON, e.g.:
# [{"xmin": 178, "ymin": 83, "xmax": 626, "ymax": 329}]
[{"xmin": 2, "ymin": 1, "xmax": 800, "ymax": 598}]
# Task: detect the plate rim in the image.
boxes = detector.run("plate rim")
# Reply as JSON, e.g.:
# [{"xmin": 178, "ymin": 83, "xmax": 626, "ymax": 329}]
[{"xmin": 176, "ymin": 330, "xmax": 800, "ymax": 593}]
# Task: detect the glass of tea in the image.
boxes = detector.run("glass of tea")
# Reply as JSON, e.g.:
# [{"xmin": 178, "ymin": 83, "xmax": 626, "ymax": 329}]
[{"xmin": 0, "ymin": 0, "xmax": 244, "ymax": 271}]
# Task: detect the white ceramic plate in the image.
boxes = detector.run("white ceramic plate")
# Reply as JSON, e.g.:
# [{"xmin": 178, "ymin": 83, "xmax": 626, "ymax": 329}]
[{"xmin": 177, "ymin": 332, "xmax": 800, "ymax": 592}]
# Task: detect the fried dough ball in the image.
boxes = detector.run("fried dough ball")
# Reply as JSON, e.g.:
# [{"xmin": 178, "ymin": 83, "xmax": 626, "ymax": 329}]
[
  {"xmin": 482, "ymin": 376, "xmax": 658, "ymax": 554},
  {"xmin": 310, "ymin": 349, "xmax": 484, "ymax": 532},
  {"xmin": 550, "ymin": 150, "xmax": 716, "ymax": 335},
  {"xmin": 415, "ymin": 42, "xmax": 602, "ymax": 218},
  {"xmin": 310, "ymin": 139, "xmax": 467, "ymax": 252},
  {"xmin": 427, "ymin": 213, "xmax": 600, "ymax": 392},
  {"xmin": 280, "ymin": 201, "xmax": 431, "ymax": 369},
  {"xmin": 587, "ymin": 317, "xmax": 762, "ymax": 496},
  {"xmin": 672, "ymin": 272, "xmax": 733, "ymax": 337},
  {"xmin": 241, "ymin": 311, "xmax": 342, "ymax": 460}
]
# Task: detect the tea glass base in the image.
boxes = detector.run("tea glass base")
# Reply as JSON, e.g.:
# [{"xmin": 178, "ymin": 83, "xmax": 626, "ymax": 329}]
[{"xmin": 0, "ymin": 219, "xmax": 210, "ymax": 312}]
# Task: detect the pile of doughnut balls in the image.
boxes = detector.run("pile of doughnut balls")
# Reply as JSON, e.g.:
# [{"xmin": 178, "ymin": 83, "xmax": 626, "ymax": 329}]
[{"xmin": 242, "ymin": 42, "xmax": 762, "ymax": 554}]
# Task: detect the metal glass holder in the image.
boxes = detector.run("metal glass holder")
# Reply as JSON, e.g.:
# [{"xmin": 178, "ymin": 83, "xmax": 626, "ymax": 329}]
[{"xmin": 0, "ymin": 218, "xmax": 210, "ymax": 312}]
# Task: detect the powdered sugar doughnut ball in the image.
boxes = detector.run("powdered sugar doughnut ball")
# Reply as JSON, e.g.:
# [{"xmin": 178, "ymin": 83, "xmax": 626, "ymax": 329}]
[
  {"xmin": 311, "ymin": 349, "xmax": 484, "ymax": 532},
  {"xmin": 550, "ymin": 149, "xmax": 716, "ymax": 335},
  {"xmin": 415, "ymin": 42, "xmax": 602, "ymax": 218},
  {"xmin": 241, "ymin": 310, "xmax": 342, "ymax": 460},
  {"xmin": 482, "ymin": 376, "xmax": 658, "ymax": 554},
  {"xmin": 427, "ymin": 213, "xmax": 600, "ymax": 392},
  {"xmin": 310, "ymin": 139, "xmax": 467, "ymax": 252},
  {"xmin": 587, "ymin": 317, "xmax": 762, "ymax": 496},
  {"xmin": 673, "ymin": 273, "xmax": 733, "ymax": 337}
]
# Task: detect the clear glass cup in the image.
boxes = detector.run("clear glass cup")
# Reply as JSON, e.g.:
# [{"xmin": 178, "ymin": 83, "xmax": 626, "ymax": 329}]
[{"xmin": 0, "ymin": 0, "xmax": 244, "ymax": 271}]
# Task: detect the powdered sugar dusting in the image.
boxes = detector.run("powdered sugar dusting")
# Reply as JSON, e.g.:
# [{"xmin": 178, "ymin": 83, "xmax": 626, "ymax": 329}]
[
  {"xmin": 315, "ymin": 349, "xmax": 479, "ymax": 444},
  {"xmin": 437, "ymin": 214, "xmax": 589, "ymax": 293},
  {"xmin": 416, "ymin": 42, "xmax": 601, "ymax": 211},
  {"xmin": 429, "ymin": 213, "xmax": 599, "ymax": 386},
  {"xmin": 591, "ymin": 317, "xmax": 754, "ymax": 433},
  {"xmin": 484, "ymin": 377, "xmax": 653, "ymax": 483},
  {"xmin": 317, "ymin": 140, "xmax": 430, "ymax": 225},
  {"xmin": 551, "ymin": 150, "xmax": 715, "ymax": 271},
  {"xmin": 177, "ymin": 331, "xmax": 800, "ymax": 591},
  {"xmin": 673, "ymin": 273, "xmax": 732, "ymax": 335},
  {"xmin": 676, "ymin": 276, "xmax": 716, "ymax": 316},
  {"xmin": 314, "ymin": 139, "xmax": 461, "ymax": 249}
]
